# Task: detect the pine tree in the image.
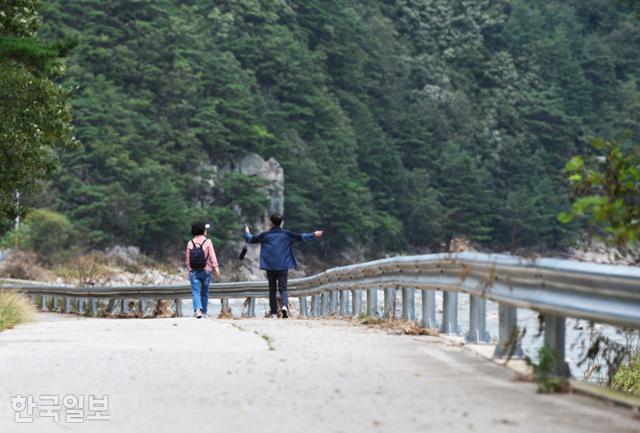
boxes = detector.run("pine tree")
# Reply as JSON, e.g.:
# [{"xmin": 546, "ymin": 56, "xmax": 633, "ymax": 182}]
[{"xmin": 0, "ymin": 0, "xmax": 75, "ymax": 219}]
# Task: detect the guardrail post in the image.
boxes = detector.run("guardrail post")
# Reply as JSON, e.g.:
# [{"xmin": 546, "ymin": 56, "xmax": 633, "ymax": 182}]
[
  {"xmin": 139, "ymin": 298, "xmax": 146, "ymax": 316},
  {"xmin": 367, "ymin": 288, "xmax": 378, "ymax": 317},
  {"xmin": 466, "ymin": 295, "xmax": 490, "ymax": 343},
  {"xmin": 339, "ymin": 290, "xmax": 349, "ymax": 316},
  {"xmin": 78, "ymin": 298, "xmax": 85, "ymax": 315},
  {"xmin": 544, "ymin": 314, "xmax": 570, "ymax": 377},
  {"xmin": 311, "ymin": 294, "xmax": 321, "ymax": 317},
  {"xmin": 421, "ymin": 290, "xmax": 436, "ymax": 328},
  {"xmin": 52, "ymin": 296, "xmax": 60, "ymax": 311},
  {"xmin": 248, "ymin": 297, "xmax": 256, "ymax": 318},
  {"xmin": 321, "ymin": 291, "xmax": 330, "ymax": 316},
  {"xmin": 40, "ymin": 295, "xmax": 47, "ymax": 311},
  {"xmin": 309, "ymin": 295, "xmax": 316, "ymax": 317},
  {"xmin": 402, "ymin": 288, "xmax": 415, "ymax": 321},
  {"xmin": 330, "ymin": 290, "xmax": 339, "ymax": 314},
  {"xmin": 298, "ymin": 296, "xmax": 308, "ymax": 317},
  {"xmin": 320, "ymin": 290, "xmax": 331, "ymax": 317},
  {"xmin": 311, "ymin": 293, "xmax": 322, "ymax": 317},
  {"xmin": 352, "ymin": 289, "xmax": 362, "ymax": 316},
  {"xmin": 441, "ymin": 292, "xmax": 460, "ymax": 334},
  {"xmin": 384, "ymin": 288, "xmax": 396, "ymax": 319},
  {"xmin": 221, "ymin": 298, "xmax": 230, "ymax": 316},
  {"xmin": 122, "ymin": 299, "xmax": 129, "ymax": 315},
  {"xmin": 64, "ymin": 297, "xmax": 72, "ymax": 313},
  {"xmin": 106, "ymin": 299, "xmax": 116, "ymax": 314},
  {"xmin": 494, "ymin": 303, "xmax": 523, "ymax": 358},
  {"xmin": 175, "ymin": 299, "xmax": 183, "ymax": 317},
  {"xmin": 90, "ymin": 298, "xmax": 97, "ymax": 316}
]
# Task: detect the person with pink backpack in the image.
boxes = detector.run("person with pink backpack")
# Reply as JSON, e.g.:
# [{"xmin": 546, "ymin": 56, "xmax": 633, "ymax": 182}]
[{"xmin": 186, "ymin": 222, "xmax": 220, "ymax": 318}]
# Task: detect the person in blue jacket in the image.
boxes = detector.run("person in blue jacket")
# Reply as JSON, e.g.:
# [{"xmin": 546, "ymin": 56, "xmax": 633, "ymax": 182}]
[{"xmin": 244, "ymin": 213, "xmax": 323, "ymax": 318}]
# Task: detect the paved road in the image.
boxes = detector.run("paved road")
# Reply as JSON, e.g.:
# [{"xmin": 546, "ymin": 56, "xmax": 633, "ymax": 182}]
[{"xmin": 0, "ymin": 314, "xmax": 637, "ymax": 433}]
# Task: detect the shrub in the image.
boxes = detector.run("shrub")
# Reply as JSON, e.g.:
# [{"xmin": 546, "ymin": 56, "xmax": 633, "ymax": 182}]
[
  {"xmin": 524, "ymin": 346, "xmax": 569, "ymax": 393},
  {"xmin": 2, "ymin": 208, "xmax": 76, "ymax": 263},
  {"xmin": 0, "ymin": 291, "xmax": 34, "ymax": 332},
  {"xmin": 612, "ymin": 355, "xmax": 640, "ymax": 396}
]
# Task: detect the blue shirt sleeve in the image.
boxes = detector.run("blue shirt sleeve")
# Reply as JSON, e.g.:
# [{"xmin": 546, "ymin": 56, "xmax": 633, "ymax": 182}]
[
  {"xmin": 286, "ymin": 230, "xmax": 316, "ymax": 242},
  {"xmin": 300, "ymin": 232, "xmax": 316, "ymax": 241},
  {"xmin": 245, "ymin": 231, "xmax": 267, "ymax": 244}
]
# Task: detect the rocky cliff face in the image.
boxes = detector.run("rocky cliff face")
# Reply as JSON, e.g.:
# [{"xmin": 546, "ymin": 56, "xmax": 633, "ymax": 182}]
[
  {"xmin": 210, "ymin": 153, "xmax": 286, "ymax": 281},
  {"xmin": 231, "ymin": 153, "xmax": 285, "ymax": 227}
]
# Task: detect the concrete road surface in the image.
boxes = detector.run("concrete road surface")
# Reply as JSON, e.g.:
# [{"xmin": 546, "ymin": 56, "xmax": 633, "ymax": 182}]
[{"xmin": 0, "ymin": 314, "xmax": 638, "ymax": 433}]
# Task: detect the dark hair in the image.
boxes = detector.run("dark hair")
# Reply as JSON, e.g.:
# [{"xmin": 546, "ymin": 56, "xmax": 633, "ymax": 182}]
[
  {"xmin": 270, "ymin": 213, "xmax": 283, "ymax": 227},
  {"xmin": 191, "ymin": 222, "xmax": 207, "ymax": 236}
]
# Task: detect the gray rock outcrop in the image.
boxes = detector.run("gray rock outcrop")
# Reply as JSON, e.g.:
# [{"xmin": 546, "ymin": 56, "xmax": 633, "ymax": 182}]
[
  {"xmin": 197, "ymin": 153, "xmax": 286, "ymax": 281},
  {"xmin": 233, "ymin": 153, "xmax": 285, "ymax": 227}
]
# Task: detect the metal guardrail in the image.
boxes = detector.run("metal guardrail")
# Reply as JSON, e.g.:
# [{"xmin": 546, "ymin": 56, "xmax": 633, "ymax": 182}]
[{"xmin": 2, "ymin": 252, "xmax": 640, "ymax": 376}]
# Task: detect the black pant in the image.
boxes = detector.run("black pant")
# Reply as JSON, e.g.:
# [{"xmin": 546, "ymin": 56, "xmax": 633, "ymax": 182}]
[{"xmin": 266, "ymin": 270, "xmax": 288, "ymax": 315}]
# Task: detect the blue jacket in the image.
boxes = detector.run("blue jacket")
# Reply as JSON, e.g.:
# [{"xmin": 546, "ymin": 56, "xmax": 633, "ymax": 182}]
[{"xmin": 244, "ymin": 227, "xmax": 316, "ymax": 270}]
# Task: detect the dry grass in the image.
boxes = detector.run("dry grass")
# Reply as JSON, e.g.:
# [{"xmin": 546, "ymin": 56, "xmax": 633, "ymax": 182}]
[
  {"xmin": 154, "ymin": 300, "xmax": 175, "ymax": 318},
  {"xmin": 0, "ymin": 291, "xmax": 34, "ymax": 332},
  {"xmin": 356, "ymin": 315, "xmax": 439, "ymax": 336},
  {"xmin": 459, "ymin": 264, "xmax": 472, "ymax": 281},
  {"xmin": 0, "ymin": 250, "xmax": 54, "ymax": 282},
  {"xmin": 218, "ymin": 310, "xmax": 233, "ymax": 319},
  {"xmin": 52, "ymin": 252, "xmax": 118, "ymax": 286}
]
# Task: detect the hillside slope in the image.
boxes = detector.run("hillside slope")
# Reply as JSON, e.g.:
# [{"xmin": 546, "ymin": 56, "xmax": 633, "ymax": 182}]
[{"xmin": 36, "ymin": 0, "xmax": 640, "ymax": 257}]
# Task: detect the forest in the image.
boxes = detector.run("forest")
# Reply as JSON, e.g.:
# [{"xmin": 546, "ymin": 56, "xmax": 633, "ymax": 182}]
[{"xmin": 2, "ymin": 0, "xmax": 640, "ymax": 259}]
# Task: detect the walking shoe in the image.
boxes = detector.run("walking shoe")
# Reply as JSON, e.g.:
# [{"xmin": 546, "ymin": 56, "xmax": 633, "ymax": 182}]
[
  {"xmin": 270, "ymin": 314, "xmax": 278, "ymax": 319},
  {"xmin": 281, "ymin": 306, "xmax": 288, "ymax": 319},
  {"xmin": 195, "ymin": 309, "xmax": 203, "ymax": 319}
]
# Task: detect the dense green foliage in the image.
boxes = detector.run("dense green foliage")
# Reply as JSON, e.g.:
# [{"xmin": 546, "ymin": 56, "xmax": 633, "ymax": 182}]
[
  {"xmin": 1, "ymin": 208, "xmax": 75, "ymax": 262},
  {"xmin": 559, "ymin": 137, "xmax": 640, "ymax": 248},
  {"xmin": 0, "ymin": 0, "xmax": 75, "ymax": 227},
  {"xmin": 612, "ymin": 354, "xmax": 640, "ymax": 396},
  {"xmin": 5, "ymin": 0, "xmax": 640, "ymax": 257}
]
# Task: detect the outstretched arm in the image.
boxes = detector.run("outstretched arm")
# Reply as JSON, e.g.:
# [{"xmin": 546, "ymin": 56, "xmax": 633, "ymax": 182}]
[
  {"xmin": 244, "ymin": 224, "xmax": 267, "ymax": 244},
  {"xmin": 287, "ymin": 230, "xmax": 324, "ymax": 242}
]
